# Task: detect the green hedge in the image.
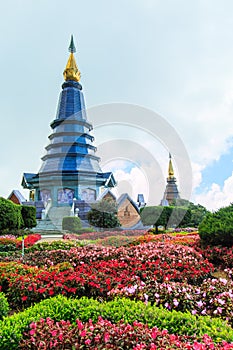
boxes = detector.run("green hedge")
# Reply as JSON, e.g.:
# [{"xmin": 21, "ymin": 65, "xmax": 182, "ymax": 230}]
[
  {"xmin": 0, "ymin": 292, "xmax": 9, "ymax": 320},
  {"xmin": 199, "ymin": 204, "xmax": 233, "ymax": 246},
  {"xmin": 0, "ymin": 295, "xmax": 232, "ymax": 349},
  {"xmin": 0, "ymin": 198, "xmax": 22, "ymax": 232},
  {"xmin": 62, "ymin": 216, "xmax": 82, "ymax": 232}
]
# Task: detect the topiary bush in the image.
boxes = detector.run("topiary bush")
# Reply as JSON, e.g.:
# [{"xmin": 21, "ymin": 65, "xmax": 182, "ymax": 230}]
[
  {"xmin": 0, "ymin": 292, "xmax": 9, "ymax": 320},
  {"xmin": 62, "ymin": 216, "xmax": 82, "ymax": 232},
  {"xmin": 199, "ymin": 204, "xmax": 233, "ymax": 246}
]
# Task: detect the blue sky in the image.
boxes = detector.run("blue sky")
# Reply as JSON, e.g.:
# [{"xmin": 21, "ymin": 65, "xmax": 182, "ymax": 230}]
[{"xmin": 1, "ymin": 0, "xmax": 233, "ymax": 210}]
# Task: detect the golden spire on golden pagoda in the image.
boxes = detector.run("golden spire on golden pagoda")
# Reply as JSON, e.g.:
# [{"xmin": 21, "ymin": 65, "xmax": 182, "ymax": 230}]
[
  {"xmin": 63, "ymin": 35, "xmax": 81, "ymax": 82},
  {"xmin": 168, "ymin": 153, "xmax": 174, "ymax": 178}
]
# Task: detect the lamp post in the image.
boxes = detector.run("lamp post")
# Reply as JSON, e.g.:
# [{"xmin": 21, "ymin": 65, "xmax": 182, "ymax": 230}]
[{"xmin": 22, "ymin": 232, "xmax": 25, "ymax": 260}]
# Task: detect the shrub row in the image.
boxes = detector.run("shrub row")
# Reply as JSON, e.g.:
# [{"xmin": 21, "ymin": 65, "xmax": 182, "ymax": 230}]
[
  {"xmin": 199, "ymin": 204, "xmax": 233, "ymax": 247},
  {"xmin": 0, "ymin": 292, "xmax": 9, "ymax": 320},
  {"xmin": 25, "ymin": 240, "xmax": 78, "ymax": 252},
  {"xmin": 0, "ymin": 295, "xmax": 233, "ymax": 349}
]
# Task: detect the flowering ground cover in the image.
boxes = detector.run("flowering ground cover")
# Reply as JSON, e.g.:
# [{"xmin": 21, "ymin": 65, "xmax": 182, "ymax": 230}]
[
  {"xmin": 0, "ymin": 243, "xmax": 215, "ymax": 313},
  {"xmin": 19, "ymin": 317, "xmax": 233, "ymax": 350},
  {"xmin": 0, "ymin": 234, "xmax": 41, "ymax": 252},
  {"xmin": 1, "ymin": 230, "xmax": 233, "ymax": 349},
  {"xmin": 196, "ymin": 245, "xmax": 233, "ymax": 269},
  {"xmin": 110, "ymin": 277, "xmax": 233, "ymax": 325},
  {"xmin": 1, "ymin": 294, "xmax": 233, "ymax": 349}
]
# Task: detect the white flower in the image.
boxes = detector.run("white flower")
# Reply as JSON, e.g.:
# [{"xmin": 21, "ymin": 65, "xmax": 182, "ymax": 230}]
[
  {"xmin": 219, "ymin": 278, "xmax": 228, "ymax": 285},
  {"xmin": 196, "ymin": 300, "xmax": 203, "ymax": 308}
]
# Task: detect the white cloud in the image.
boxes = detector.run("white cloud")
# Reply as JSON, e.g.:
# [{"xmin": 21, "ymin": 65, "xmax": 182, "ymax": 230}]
[
  {"xmin": 194, "ymin": 172, "xmax": 233, "ymax": 211},
  {"xmin": 191, "ymin": 162, "xmax": 203, "ymax": 191},
  {"xmin": 171, "ymin": 78, "xmax": 233, "ymax": 168},
  {"xmin": 103, "ymin": 167, "xmax": 150, "ymax": 204}
]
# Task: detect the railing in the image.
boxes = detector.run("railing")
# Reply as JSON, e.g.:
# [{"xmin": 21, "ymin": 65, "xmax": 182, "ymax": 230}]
[
  {"xmin": 41, "ymin": 198, "xmax": 52, "ymax": 220},
  {"xmin": 70, "ymin": 198, "xmax": 79, "ymax": 217}
]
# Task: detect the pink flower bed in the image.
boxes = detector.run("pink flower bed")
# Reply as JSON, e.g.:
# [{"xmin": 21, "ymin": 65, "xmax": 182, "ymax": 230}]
[
  {"xmin": 19, "ymin": 317, "xmax": 233, "ymax": 350},
  {"xmin": 109, "ymin": 277, "xmax": 233, "ymax": 325}
]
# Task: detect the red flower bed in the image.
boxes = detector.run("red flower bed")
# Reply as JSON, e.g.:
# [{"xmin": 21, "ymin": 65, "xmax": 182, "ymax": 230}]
[
  {"xmin": 16, "ymin": 234, "xmax": 41, "ymax": 248},
  {"xmin": 1, "ymin": 243, "xmax": 214, "ymax": 308},
  {"xmin": 0, "ymin": 234, "xmax": 41, "ymax": 249},
  {"xmin": 19, "ymin": 317, "xmax": 233, "ymax": 349}
]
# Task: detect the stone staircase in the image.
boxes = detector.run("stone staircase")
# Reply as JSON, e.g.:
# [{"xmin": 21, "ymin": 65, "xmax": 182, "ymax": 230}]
[{"xmin": 33, "ymin": 206, "xmax": 71, "ymax": 232}]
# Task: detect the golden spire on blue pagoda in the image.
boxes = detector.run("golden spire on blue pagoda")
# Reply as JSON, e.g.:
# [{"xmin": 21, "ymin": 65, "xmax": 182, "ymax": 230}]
[
  {"xmin": 168, "ymin": 153, "xmax": 175, "ymax": 178},
  {"xmin": 63, "ymin": 35, "xmax": 81, "ymax": 82}
]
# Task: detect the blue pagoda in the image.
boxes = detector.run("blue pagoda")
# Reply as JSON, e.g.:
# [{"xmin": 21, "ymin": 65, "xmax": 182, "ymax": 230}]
[{"xmin": 22, "ymin": 36, "xmax": 116, "ymax": 221}]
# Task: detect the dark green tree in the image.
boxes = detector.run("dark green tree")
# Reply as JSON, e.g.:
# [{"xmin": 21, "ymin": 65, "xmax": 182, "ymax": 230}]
[
  {"xmin": 199, "ymin": 203, "xmax": 233, "ymax": 246},
  {"xmin": 171, "ymin": 199, "xmax": 209, "ymax": 227},
  {"xmin": 21, "ymin": 206, "xmax": 37, "ymax": 230},
  {"xmin": 188, "ymin": 203, "xmax": 209, "ymax": 227},
  {"xmin": 87, "ymin": 199, "xmax": 121, "ymax": 229},
  {"xmin": 168, "ymin": 206, "xmax": 192, "ymax": 228}
]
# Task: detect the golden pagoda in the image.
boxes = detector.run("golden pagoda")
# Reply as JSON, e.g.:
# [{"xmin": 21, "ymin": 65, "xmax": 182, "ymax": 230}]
[
  {"xmin": 161, "ymin": 153, "xmax": 180, "ymax": 206},
  {"xmin": 63, "ymin": 35, "xmax": 81, "ymax": 82}
]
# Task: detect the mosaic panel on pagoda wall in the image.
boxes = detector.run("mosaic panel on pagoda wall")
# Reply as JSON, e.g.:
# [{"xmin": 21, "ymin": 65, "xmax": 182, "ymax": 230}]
[{"xmin": 57, "ymin": 188, "xmax": 74, "ymax": 204}]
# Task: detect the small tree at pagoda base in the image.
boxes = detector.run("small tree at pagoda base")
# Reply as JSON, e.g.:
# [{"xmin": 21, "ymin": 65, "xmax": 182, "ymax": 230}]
[{"xmin": 87, "ymin": 199, "xmax": 121, "ymax": 229}]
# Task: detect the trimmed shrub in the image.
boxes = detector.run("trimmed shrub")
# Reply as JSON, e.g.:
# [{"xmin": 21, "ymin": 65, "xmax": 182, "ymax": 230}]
[
  {"xmin": 21, "ymin": 206, "xmax": 37, "ymax": 229},
  {"xmin": 0, "ymin": 197, "xmax": 22, "ymax": 232},
  {"xmin": 199, "ymin": 204, "xmax": 233, "ymax": 246},
  {"xmin": 0, "ymin": 292, "xmax": 9, "ymax": 320},
  {"xmin": 140, "ymin": 206, "xmax": 190, "ymax": 232},
  {"xmin": 26, "ymin": 240, "xmax": 77, "ymax": 252},
  {"xmin": 0, "ymin": 296, "xmax": 233, "ymax": 349},
  {"xmin": 62, "ymin": 216, "xmax": 82, "ymax": 232}
]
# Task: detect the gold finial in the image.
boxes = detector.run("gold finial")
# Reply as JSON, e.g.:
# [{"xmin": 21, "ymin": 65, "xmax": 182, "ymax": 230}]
[
  {"xmin": 63, "ymin": 35, "xmax": 81, "ymax": 82},
  {"xmin": 168, "ymin": 153, "xmax": 174, "ymax": 178}
]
